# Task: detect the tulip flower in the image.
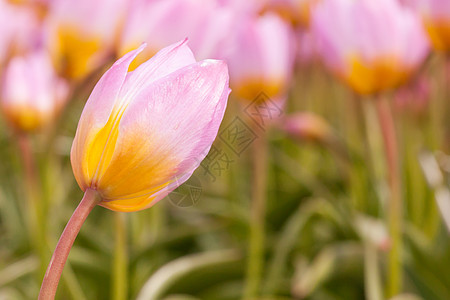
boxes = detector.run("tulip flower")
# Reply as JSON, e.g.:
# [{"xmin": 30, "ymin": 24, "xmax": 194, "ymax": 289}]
[
  {"xmin": 119, "ymin": 0, "xmax": 222, "ymax": 65},
  {"xmin": 311, "ymin": 0, "xmax": 429, "ymax": 95},
  {"xmin": 0, "ymin": 2, "xmax": 40, "ymax": 68},
  {"xmin": 39, "ymin": 40, "xmax": 230, "ymax": 299},
  {"xmin": 226, "ymin": 13, "xmax": 295, "ymax": 101},
  {"xmin": 409, "ymin": 0, "xmax": 450, "ymax": 52},
  {"xmin": 1, "ymin": 49, "xmax": 68, "ymax": 132},
  {"xmin": 46, "ymin": 0, "xmax": 126, "ymax": 80},
  {"xmin": 71, "ymin": 39, "xmax": 230, "ymax": 212}
]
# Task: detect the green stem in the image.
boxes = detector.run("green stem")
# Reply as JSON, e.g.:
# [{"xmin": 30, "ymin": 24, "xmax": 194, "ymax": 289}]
[
  {"xmin": 39, "ymin": 189, "xmax": 100, "ymax": 300},
  {"xmin": 375, "ymin": 97, "xmax": 402, "ymax": 297},
  {"xmin": 243, "ymin": 134, "xmax": 267, "ymax": 299},
  {"xmin": 17, "ymin": 134, "xmax": 48, "ymax": 276},
  {"xmin": 112, "ymin": 212, "xmax": 128, "ymax": 300}
]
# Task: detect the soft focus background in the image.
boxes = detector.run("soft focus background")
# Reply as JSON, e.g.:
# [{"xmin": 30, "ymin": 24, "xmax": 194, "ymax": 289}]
[{"xmin": 0, "ymin": 0, "xmax": 450, "ymax": 299}]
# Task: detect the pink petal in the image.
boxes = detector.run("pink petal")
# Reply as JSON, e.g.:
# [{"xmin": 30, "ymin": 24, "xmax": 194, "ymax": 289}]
[
  {"xmin": 70, "ymin": 44, "xmax": 145, "ymax": 190},
  {"xmin": 95, "ymin": 60, "xmax": 230, "ymax": 207}
]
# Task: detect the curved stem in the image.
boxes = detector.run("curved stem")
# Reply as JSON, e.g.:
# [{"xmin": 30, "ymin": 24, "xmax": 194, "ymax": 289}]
[
  {"xmin": 244, "ymin": 134, "xmax": 267, "ymax": 299},
  {"xmin": 375, "ymin": 97, "xmax": 402, "ymax": 297},
  {"xmin": 39, "ymin": 189, "xmax": 100, "ymax": 300}
]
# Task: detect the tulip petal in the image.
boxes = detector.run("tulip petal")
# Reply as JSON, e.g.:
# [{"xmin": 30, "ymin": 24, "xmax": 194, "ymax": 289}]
[
  {"xmin": 119, "ymin": 39, "xmax": 196, "ymax": 104},
  {"xmin": 97, "ymin": 60, "xmax": 230, "ymax": 212},
  {"xmin": 70, "ymin": 44, "xmax": 145, "ymax": 190}
]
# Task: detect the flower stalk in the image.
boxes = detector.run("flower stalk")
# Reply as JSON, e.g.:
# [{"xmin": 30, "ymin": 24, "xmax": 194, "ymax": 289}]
[
  {"xmin": 244, "ymin": 133, "xmax": 267, "ymax": 299},
  {"xmin": 17, "ymin": 134, "xmax": 48, "ymax": 276},
  {"xmin": 39, "ymin": 189, "xmax": 101, "ymax": 300},
  {"xmin": 375, "ymin": 97, "xmax": 402, "ymax": 297}
]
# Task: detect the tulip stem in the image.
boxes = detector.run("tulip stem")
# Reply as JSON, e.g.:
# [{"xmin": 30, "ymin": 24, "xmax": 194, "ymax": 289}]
[
  {"xmin": 17, "ymin": 134, "xmax": 48, "ymax": 276},
  {"xmin": 375, "ymin": 97, "xmax": 402, "ymax": 297},
  {"xmin": 244, "ymin": 133, "xmax": 267, "ymax": 299},
  {"xmin": 39, "ymin": 189, "xmax": 101, "ymax": 300},
  {"xmin": 112, "ymin": 212, "xmax": 128, "ymax": 300}
]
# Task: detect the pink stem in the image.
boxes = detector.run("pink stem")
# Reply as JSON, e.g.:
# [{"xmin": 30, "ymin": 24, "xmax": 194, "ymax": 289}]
[
  {"xmin": 376, "ymin": 97, "xmax": 402, "ymax": 296},
  {"xmin": 39, "ymin": 189, "xmax": 100, "ymax": 300}
]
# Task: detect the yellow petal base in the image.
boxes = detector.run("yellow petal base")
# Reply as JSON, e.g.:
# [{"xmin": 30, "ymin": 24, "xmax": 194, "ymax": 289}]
[
  {"xmin": 425, "ymin": 18, "xmax": 450, "ymax": 52},
  {"xmin": 341, "ymin": 57, "xmax": 411, "ymax": 95},
  {"xmin": 54, "ymin": 27, "xmax": 101, "ymax": 80}
]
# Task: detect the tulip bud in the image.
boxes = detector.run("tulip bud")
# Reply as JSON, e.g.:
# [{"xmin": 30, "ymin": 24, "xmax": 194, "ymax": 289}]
[
  {"xmin": 46, "ymin": 0, "xmax": 126, "ymax": 79},
  {"xmin": 226, "ymin": 13, "xmax": 295, "ymax": 101},
  {"xmin": 311, "ymin": 0, "xmax": 430, "ymax": 95},
  {"xmin": 1, "ymin": 50, "xmax": 69, "ymax": 132},
  {"xmin": 70, "ymin": 40, "xmax": 230, "ymax": 212},
  {"xmin": 282, "ymin": 112, "xmax": 332, "ymax": 143}
]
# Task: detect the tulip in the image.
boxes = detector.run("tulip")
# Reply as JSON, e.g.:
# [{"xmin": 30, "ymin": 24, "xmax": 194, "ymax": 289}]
[
  {"xmin": 226, "ymin": 13, "xmax": 295, "ymax": 101},
  {"xmin": 120, "ymin": 0, "xmax": 213, "ymax": 65},
  {"xmin": 409, "ymin": 0, "xmax": 450, "ymax": 52},
  {"xmin": 311, "ymin": 0, "xmax": 429, "ymax": 95},
  {"xmin": 39, "ymin": 40, "xmax": 230, "ymax": 299},
  {"xmin": 0, "ymin": 2, "xmax": 40, "ymax": 68},
  {"xmin": 71, "ymin": 40, "xmax": 230, "ymax": 212},
  {"xmin": 119, "ymin": 0, "xmax": 237, "ymax": 70},
  {"xmin": 1, "ymin": 49, "xmax": 68, "ymax": 132},
  {"xmin": 282, "ymin": 112, "xmax": 332, "ymax": 143},
  {"xmin": 46, "ymin": 0, "xmax": 126, "ymax": 79}
]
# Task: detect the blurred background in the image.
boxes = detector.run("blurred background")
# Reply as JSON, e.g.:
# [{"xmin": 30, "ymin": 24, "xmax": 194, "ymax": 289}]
[{"xmin": 0, "ymin": 0, "xmax": 450, "ymax": 299}]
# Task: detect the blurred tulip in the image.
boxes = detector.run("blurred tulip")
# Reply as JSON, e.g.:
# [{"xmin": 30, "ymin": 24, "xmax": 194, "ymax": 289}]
[
  {"xmin": 409, "ymin": 0, "xmax": 450, "ymax": 52},
  {"xmin": 0, "ymin": 1, "xmax": 40, "ymax": 68},
  {"xmin": 226, "ymin": 13, "xmax": 295, "ymax": 101},
  {"xmin": 1, "ymin": 49, "xmax": 69, "ymax": 132},
  {"xmin": 46, "ymin": 0, "xmax": 126, "ymax": 80},
  {"xmin": 311, "ymin": 0, "xmax": 429, "ymax": 95},
  {"xmin": 71, "ymin": 40, "xmax": 230, "ymax": 212},
  {"xmin": 282, "ymin": 112, "xmax": 332, "ymax": 143},
  {"xmin": 119, "ymin": 0, "xmax": 234, "ymax": 68}
]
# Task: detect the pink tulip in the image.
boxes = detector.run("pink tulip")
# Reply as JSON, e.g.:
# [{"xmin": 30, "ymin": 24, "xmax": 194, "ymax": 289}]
[
  {"xmin": 1, "ymin": 49, "xmax": 69, "ymax": 132},
  {"xmin": 407, "ymin": 0, "xmax": 450, "ymax": 51},
  {"xmin": 311, "ymin": 0, "xmax": 430, "ymax": 95},
  {"xmin": 46, "ymin": 0, "xmax": 126, "ymax": 79},
  {"xmin": 119, "ymin": 0, "xmax": 235, "ymax": 65},
  {"xmin": 0, "ymin": 2, "xmax": 40, "ymax": 68},
  {"xmin": 70, "ymin": 40, "xmax": 230, "ymax": 212},
  {"xmin": 282, "ymin": 112, "xmax": 332, "ymax": 143},
  {"xmin": 226, "ymin": 13, "xmax": 295, "ymax": 101}
]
